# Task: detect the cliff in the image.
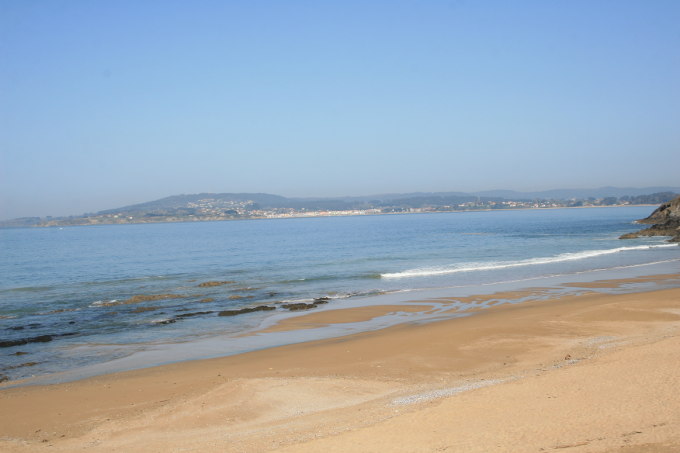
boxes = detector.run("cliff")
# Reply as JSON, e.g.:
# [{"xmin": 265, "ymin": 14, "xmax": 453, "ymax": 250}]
[{"xmin": 620, "ymin": 196, "xmax": 680, "ymax": 242}]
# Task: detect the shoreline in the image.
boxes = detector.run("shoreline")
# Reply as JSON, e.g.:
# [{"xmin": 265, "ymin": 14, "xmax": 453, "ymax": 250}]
[
  {"xmin": 4, "ymin": 260, "xmax": 679, "ymax": 387},
  {"xmin": 3, "ymin": 203, "xmax": 662, "ymax": 229},
  {"xmin": 2, "ymin": 272, "xmax": 680, "ymax": 452}
]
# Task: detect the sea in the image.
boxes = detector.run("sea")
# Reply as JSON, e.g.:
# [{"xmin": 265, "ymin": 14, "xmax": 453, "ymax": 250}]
[{"xmin": 1, "ymin": 206, "xmax": 679, "ymax": 384}]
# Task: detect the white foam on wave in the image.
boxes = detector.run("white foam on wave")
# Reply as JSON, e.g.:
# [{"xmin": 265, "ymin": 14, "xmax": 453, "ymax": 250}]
[
  {"xmin": 90, "ymin": 299, "xmax": 118, "ymax": 307},
  {"xmin": 381, "ymin": 244, "xmax": 678, "ymax": 279}
]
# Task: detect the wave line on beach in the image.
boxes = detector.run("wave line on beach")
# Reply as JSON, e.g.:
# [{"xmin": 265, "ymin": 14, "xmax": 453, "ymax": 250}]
[
  {"xmin": 391, "ymin": 377, "xmax": 515, "ymax": 405},
  {"xmin": 381, "ymin": 244, "xmax": 678, "ymax": 279}
]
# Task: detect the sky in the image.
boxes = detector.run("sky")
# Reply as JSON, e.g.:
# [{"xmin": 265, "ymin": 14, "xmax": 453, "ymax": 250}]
[{"xmin": 1, "ymin": 1, "xmax": 679, "ymax": 219}]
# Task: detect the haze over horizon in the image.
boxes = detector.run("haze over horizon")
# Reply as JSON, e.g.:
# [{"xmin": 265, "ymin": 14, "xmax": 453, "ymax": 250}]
[{"xmin": 2, "ymin": 1, "xmax": 679, "ymax": 220}]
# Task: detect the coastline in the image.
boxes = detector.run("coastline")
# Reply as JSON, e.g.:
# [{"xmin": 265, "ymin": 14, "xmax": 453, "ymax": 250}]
[
  {"xmin": 3, "ymin": 203, "xmax": 661, "ymax": 229},
  {"xmin": 4, "ymin": 259, "xmax": 678, "ymax": 387},
  {"xmin": 2, "ymin": 206, "xmax": 675, "ymax": 385},
  {"xmin": 2, "ymin": 272, "xmax": 680, "ymax": 452}
]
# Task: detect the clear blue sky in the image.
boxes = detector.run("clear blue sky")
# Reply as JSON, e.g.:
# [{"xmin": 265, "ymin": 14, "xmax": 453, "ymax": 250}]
[{"xmin": 1, "ymin": 1, "xmax": 679, "ymax": 219}]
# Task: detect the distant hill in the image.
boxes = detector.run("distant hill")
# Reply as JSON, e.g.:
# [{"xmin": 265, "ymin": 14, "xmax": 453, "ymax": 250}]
[
  {"xmin": 98, "ymin": 193, "xmax": 290, "ymax": 214},
  {"xmin": 95, "ymin": 192, "xmax": 492, "ymax": 214}
]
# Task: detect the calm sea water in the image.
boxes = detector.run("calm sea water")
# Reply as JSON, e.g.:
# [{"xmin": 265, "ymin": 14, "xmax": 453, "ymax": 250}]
[{"xmin": 1, "ymin": 206, "xmax": 679, "ymax": 382}]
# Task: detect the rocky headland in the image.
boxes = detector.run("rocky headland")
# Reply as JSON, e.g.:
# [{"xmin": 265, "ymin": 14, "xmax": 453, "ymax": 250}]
[{"xmin": 620, "ymin": 195, "xmax": 680, "ymax": 242}]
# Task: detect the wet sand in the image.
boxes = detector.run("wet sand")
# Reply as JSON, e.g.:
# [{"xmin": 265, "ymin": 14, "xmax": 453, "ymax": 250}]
[
  {"xmin": 259, "ymin": 304, "xmax": 436, "ymax": 333},
  {"xmin": 1, "ymin": 278, "xmax": 680, "ymax": 452}
]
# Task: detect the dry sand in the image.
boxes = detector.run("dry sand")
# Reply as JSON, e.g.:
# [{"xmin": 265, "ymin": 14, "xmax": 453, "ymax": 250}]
[{"xmin": 1, "ymin": 280, "xmax": 680, "ymax": 452}]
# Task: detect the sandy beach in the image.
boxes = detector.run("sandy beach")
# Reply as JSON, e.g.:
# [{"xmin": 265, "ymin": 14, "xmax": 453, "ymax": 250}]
[{"xmin": 2, "ymin": 275, "xmax": 680, "ymax": 453}]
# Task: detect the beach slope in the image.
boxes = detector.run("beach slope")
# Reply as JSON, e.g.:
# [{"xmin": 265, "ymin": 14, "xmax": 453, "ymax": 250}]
[{"xmin": 1, "ymin": 284, "xmax": 680, "ymax": 452}]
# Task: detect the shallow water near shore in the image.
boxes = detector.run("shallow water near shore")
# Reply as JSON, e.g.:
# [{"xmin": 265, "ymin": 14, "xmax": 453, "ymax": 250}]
[{"xmin": 1, "ymin": 206, "xmax": 679, "ymax": 383}]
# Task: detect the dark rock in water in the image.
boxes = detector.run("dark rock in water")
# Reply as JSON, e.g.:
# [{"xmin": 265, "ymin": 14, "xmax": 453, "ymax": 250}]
[
  {"xmin": 0, "ymin": 374, "xmax": 8, "ymax": 383},
  {"xmin": 620, "ymin": 195, "xmax": 680, "ymax": 242},
  {"xmin": 153, "ymin": 318, "xmax": 177, "ymax": 325},
  {"xmin": 218, "ymin": 310, "xmax": 238, "ymax": 316},
  {"xmin": 4, "ymin": 361, "xmax": 39, "ymax": 370},
  {"xmin": 0, "ymin": 335, "xmax": 53, "ymax": 348},
  {"xmin": 282, "ymin": 298, "xmax": 331, "ymax": 311},
  {"xmin": 7, "ymin": 323, "xmax": 43, "ymax": 331},
  {"xmin": 131, "ymin": 306, "xmax": 163, "ymax": 314},
  {"xmin": 0, "ymin": 332, "xmax": 77, "ymax": 348},
  {"xmin": 282, "ymin": 302, "xmax": 318, "ymax": 311},
  {"xmin": 197, "ymin": 281, "xmax": 235, "ymax": 288},
  {"xmin": 27, "ymin": 335, "xmax": 53, "ymax": 346},
  {"xmin": 218, "ymin": 305, "xmax": 276, "ymax": 317},
  {"xmin": 13, "ymin": 351, "xmax": 28, "ymax": 356},
  {"xmin": 125, "ymin": 294, "xmax": 184, "ymax": 304},
  {"xmin": 97, "ymin": 294, "xmax": 184, "ymax": 307},
  {"xmin": 176, "ymin": 311, "xmax": 214, "ymax": 319}
]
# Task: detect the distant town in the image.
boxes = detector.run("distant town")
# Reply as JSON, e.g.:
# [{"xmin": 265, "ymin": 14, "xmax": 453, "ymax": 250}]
[{"xmin": 2, "ymin": 189, "xmax": 678, "ymax": 228}]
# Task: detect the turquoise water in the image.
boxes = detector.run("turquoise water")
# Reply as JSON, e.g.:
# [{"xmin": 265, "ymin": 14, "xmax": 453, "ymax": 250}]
[{"xmin": 1, "ymin": 206, "xmax": 679, "ymax": 382}]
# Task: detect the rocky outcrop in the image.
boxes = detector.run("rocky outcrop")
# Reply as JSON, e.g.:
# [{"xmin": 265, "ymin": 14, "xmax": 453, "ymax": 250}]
[{"xmin": 620, "ymin": 196, "xmax": 680, "ymax": 242}]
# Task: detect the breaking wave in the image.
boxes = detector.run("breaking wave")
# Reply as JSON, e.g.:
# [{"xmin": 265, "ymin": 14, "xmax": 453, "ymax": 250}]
[{"xmin": 381, "ymin": 244, "xmax": 678, "ymax": 279}]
